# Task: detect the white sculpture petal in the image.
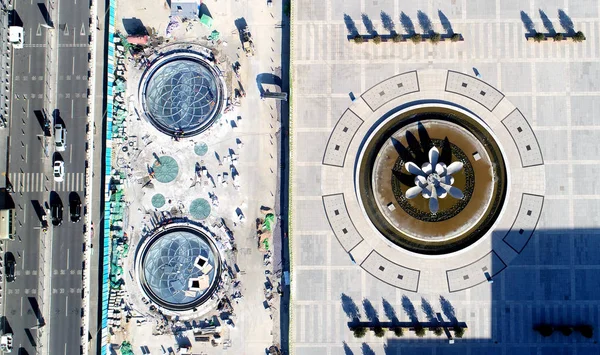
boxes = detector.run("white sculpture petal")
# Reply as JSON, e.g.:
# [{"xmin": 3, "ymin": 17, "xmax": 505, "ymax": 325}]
[
  {"xmin": 436, "ymin": 185, "xmax": 447, "ymax": 198},
  {"xmin": 421, "ymin": 184, "xmax": 433, "ymax": 198},
  {"xmin": 446, "ymin": 161, "xmax": 464, "ymax": 175},
  {"xmin": 416, "ymin": 175, "xmax": 427, "ymax": 186},
  {"xmin": 422, "ymin": 162, "xmax": 433, "ymax": 175},
  {"xmin": 440, "ymin": 182, "xmax": 464, "ymax": 199},
  {"xmin": 429, "ymin": 187, "xmax": 439, "ymax": 213},
  {"xmin": 435, "ymin": 163, "xmax": 446, "ymax": 176},
  {"xmin": 428, "ymin": 147, "xmax": 439, "ymax": 167},
  {"xmin": 405, "ymin": 161, "xmax": 425, "ymax": 176},
  {"xmin": 442, "ymin": 175, "xmax": 454, "ymax": 185},
  {"xmin": 405, "ymin": 186, "xmax": 423, "ymax": 199}
]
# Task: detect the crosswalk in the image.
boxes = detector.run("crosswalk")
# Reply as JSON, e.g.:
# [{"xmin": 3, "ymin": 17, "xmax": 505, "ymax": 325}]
[{"xmin": 8, "ymin": 172, "xmax": 85, "ymax": 193}]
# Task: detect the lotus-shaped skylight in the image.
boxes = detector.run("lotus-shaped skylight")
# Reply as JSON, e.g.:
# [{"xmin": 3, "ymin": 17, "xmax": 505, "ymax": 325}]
[{"xmin": 404, "ymin": 147, "xmax": 464, "ymax": 214}]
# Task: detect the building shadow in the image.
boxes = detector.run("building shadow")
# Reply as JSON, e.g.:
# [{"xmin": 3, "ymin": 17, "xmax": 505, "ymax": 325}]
[
  {"xmin": 417, "ymin": 11, "xmax": 433, "ymax": 34},
  {"xmin": 344, "ymin": 14, "xmax": 359, "ymax": 36},
  {"xmin": 380, "ymin": 11, "xmax": 395, "ymax": 33},
  {"xmin": 438, "ymin": 10, "xmax": 454, "ymax": 35},
  {"xmin": 520, "ymin": 11, "xmax": 536, "ymax": 35},
  {"xmin": 199, "ymin": 3, "xmax": 212, "ymax": 18},
  {"xmin": 361, "ymin": 14, "xmax": 377, "ymax": 35},
  {"xmin": 400, "ymin": 12, "xmax": 415, "ymax": 35},
  {"xmin": 539, "ymin": 9, "xmax": 555, "ymax": 35},
  {"xmin": 256, "ymin": 73, "xmax": 282, "ymax": 96},
  {"xmin": 558, "ymin": 9, "xmax": 575, "ymax": 35}
]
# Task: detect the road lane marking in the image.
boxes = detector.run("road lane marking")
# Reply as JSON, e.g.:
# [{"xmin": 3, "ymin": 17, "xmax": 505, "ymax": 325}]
[
  {"xmin": 72, "ymin": 56, "xmax": 75, "ymax": 74},
  {"xmin": 20, "ymin": 297, "xmax": 23, "ymax": 316},
  {"xmin": 66, "ymin": 249, "xmax": 70, "ymax": 269},
  {"xmin": 25, "ymin": 143, "xmax": 28, "ymax": 163},
  {"xmin": 36, "ymin": 24, "xmax": 41, "ymax": 36},
  {"xmin": 28, "ymin": 55, "xmax": 31, "ymax": 73},
  {"xmin": 71, "ymin": 99, "xmax": 74, "ymax": 118},
  {"xmin": 65, "ymin": 296, "xmax": 68, "ymax": 317},
  {"xmin": 69, "ymin": 146, "xmax": 72, "ymax": 164},
  {"xmin": 80, "ymin": 23, "xmax": 85, "ymax": 36}
]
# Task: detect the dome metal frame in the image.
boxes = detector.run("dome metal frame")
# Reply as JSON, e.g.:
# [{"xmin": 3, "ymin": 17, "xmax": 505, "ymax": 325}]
[
  {"xmin": 136, "ymin": 225, "xmax": 222, "ymax": 311},
  {"xmin": 139, "ymin": 51, "xmax": 226, "ymax": 138}
]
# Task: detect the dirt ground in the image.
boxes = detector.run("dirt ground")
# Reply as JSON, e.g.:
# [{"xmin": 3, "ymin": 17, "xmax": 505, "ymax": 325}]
[{"xmin": 109, "ymin": 0, "xmax": 286, "ymax": 353}]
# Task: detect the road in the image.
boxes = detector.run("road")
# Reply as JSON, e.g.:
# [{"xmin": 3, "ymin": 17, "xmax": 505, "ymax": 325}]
[
  {"xmin": 3, "ymin": 1, "xmax": 51, "ymax": 354},
  {"xmin": 2, "ymin": 0, "xmax": 91, "ymax": 354},
  {"xmin": 48, "ymin": 0, "xmax": 91, "ymax": 353}
]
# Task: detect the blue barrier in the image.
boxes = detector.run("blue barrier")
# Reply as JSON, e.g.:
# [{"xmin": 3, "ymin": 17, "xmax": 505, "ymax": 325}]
[{"xmin": 100, "ymin": 0, "xmax": 116, "ymax": 353}]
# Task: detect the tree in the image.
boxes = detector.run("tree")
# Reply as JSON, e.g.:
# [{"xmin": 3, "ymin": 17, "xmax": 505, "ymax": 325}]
[
  {"xmin": 453, "ymin": 325, "xmax": 466, "ymax": 338},
  {"xmin": 392, "ymin": 327, "xmax": 404, "ymax": 337},
  {"xmin": 414, "ymin": 325, "xmax": 426, "ymax": 337},
  {"xmin": 410, "ymin": 33, "xmax": 422, "ymax": 44},
  {"xmin": 573, "ymin": 31, "xmax": 586, "ymax": 42},
  {"xmin": 392, "ymin": 33, "xmax": 402, "ymax": 43},
  {"xmin": 373, "ymin": 326, "xmax": 386, "ymax": 337},
  {"xmin": 353, "ymin": 326, "xmax": 367, "ymax": 338},
  {"xmin": 353, "ymin": 35, "xmax": 364, "ymax": 44},
  {"xmin": 451, "ymin": 33, "xmax": 461, "ymax": 42},
  {"xmin": 433, "ymin": 327, "xmax": 443, "ymax": 336},
  {"xmin": 372, "ymin": 35, "xmax": 382, "ymax": 44},
  {"xmin": 534, "ymin": 324, "xmax": 554, "ymax": 337},
  {"xmin": 533, "ymin": 32, "xmax": 546, "ymax": 42},
  {"xmin": 430, "ymin": 32, "xmax": 441, "ymax": 44},
  {"xmin": 558, "ymin": 326, "xmax": 573, "ymax": 336},
  {"xmin": 553, "ymin": 33, "xmax": 564, "ymax": 41},
  {"xmin": 575, "ymin": 325, "xmax": 594, "ymax": 338}
]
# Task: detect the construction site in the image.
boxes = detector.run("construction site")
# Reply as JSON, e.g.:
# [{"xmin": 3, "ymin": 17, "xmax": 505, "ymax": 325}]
[{"xmin": 103, "ymin": 0, "xmax": 287, "ymax": 353}]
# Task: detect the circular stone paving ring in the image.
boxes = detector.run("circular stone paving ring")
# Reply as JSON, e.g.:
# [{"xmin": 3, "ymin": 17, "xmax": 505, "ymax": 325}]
[{"xmin": 319, "ymin": 69, "xmax": 545, "ymax": 293}]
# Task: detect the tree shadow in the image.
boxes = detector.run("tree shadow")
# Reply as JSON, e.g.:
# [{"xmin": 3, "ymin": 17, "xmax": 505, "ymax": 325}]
[
  {"xmin": 344, "ymin": 14, "xmax": 358, "ymax": 36},
  {"xmin": 362, "ymin": 13, "xmax": 377, "ymax": 35},
  {"xmin": 520, "ymin": 11, "xmax": 536, "ymax": 35},
  {"xmin": 363, "ymin": 299, "xmax": 379, "ymax": 323},
  {"xmin": 380, "ymin": 11, "xmax": 395, "ymax": 33},
  {"xmin": 420, "ymin": 298, "xmax": 437, "ymax": 322},
  {"xmin": 439, "ymin": 137, "xmax": 452, "ymax": 166},
  {"xmin": 439, "ymin": 296, "xmax": 457, "ymax": 324},
  {"xmin": 400, "ymin": 12, "xmax": 415, "ymax": 35},
  {"xmin": 382, "ymin": 298, "xmax": 398, "ymax": 323},
  {"xmin": 558, "ymin": 9, "xmax": 575, "ymax": 35},
  {"xmin": 361, "ymin": 343, "xmax": 376, "ymax": 355},
  {"xmin": 417, "ymin": 11, "xmax": 433, "ymax": 34},
  {"xmin": 417, "ymin": 122, "xmax": 433, "ymax": 156},
  {"xmin": 343, "ymin": 342, "xmax": 353, "ymax": 355},
  {"xmin": 341, "ymin": 293, "xmax": 360, "ymax": 320},
  {"xmin": 539, "ymin": 9, "xmax": 555, "ymax": 35},
  {"xmin": 401, "ymin": 295, "xmax": 418, "ymax": 323},
  {"xmin": 438, "ymin": 10, "xmax": 454, "ymax": 35}
]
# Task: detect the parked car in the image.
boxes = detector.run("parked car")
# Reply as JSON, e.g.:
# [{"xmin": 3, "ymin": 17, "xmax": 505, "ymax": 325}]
[
  {"xmin": 53, "ymin": 160, "xmax": 64, "ymax": 182},
  {"xmin": 51, "ymin": 200, "xmax": 63, "ymax": 226},
  {"xmin": 54, "ymin": 124, "xmax": 66, "ymax": 151},
  {"xmin": 69, "ymin": 193, "xmax": 81, "ymax": 223},
  {"xmin": 5, "ymin": 252, "xmax": 15, "ymax": 282}
]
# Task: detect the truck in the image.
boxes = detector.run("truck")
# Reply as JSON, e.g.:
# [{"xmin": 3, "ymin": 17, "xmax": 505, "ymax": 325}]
[
  {"xmin": 0, "ymin": 333, "xmax": 13, "ymax": 352},
  {"xmin": 240, "ymin": 26, "xmax": 255, "ymax": 57}
]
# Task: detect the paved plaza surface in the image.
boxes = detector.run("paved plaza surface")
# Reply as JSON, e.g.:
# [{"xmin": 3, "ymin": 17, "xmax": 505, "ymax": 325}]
[{"xmin": 291, "ymin": 0, "xmax": 600, "ymax": 354}]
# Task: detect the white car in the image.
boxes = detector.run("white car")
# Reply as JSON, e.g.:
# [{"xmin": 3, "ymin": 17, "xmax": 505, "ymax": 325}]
[{"xmin": 53, "ymin": 161, "xmax": 65, "ymax": 182}]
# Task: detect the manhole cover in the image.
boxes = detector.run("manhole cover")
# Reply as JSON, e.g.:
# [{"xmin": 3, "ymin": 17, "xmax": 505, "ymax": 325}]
[
  {"xmin": 152, "ymin": 155, "xmax": 179, "ymax": 183},
  {"xmin": 189, "ymin": 198, "xmax": 211, "ymax": 220},
  {"xmin": 151, "ymin": 194, "xmax": 166, "ymax": 208},
  {"xmin": 194, "ymin": 142, "xmax": 209, "ymax": 156}
]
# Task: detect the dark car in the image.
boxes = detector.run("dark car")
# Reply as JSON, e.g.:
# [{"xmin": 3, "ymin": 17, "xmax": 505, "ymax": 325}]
[
  {"xmin": 5, "ymin": 252, "xmax": 15, "ymax": 282},
  {"xmin": 51, "ymin": 200, "xmax": 63, "ymax": 226},
  {"xmin": 69, "ymin": 192, "xmax": 81, "ymax": 223}
]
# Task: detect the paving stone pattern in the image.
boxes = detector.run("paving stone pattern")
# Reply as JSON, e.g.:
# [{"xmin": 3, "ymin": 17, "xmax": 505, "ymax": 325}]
[{"xmin": 292, "ymin": 0, "xmax": 600, "ymax": 353}]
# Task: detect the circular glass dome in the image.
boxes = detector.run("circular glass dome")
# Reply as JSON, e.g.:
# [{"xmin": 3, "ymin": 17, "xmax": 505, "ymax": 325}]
[
  {"xmin": 142, "ymin": 56, "xmax": 223, "ymax": 137},
  {"xmin": 139, "ymin": 226, "xmax": 220, "ymax": 310}
]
